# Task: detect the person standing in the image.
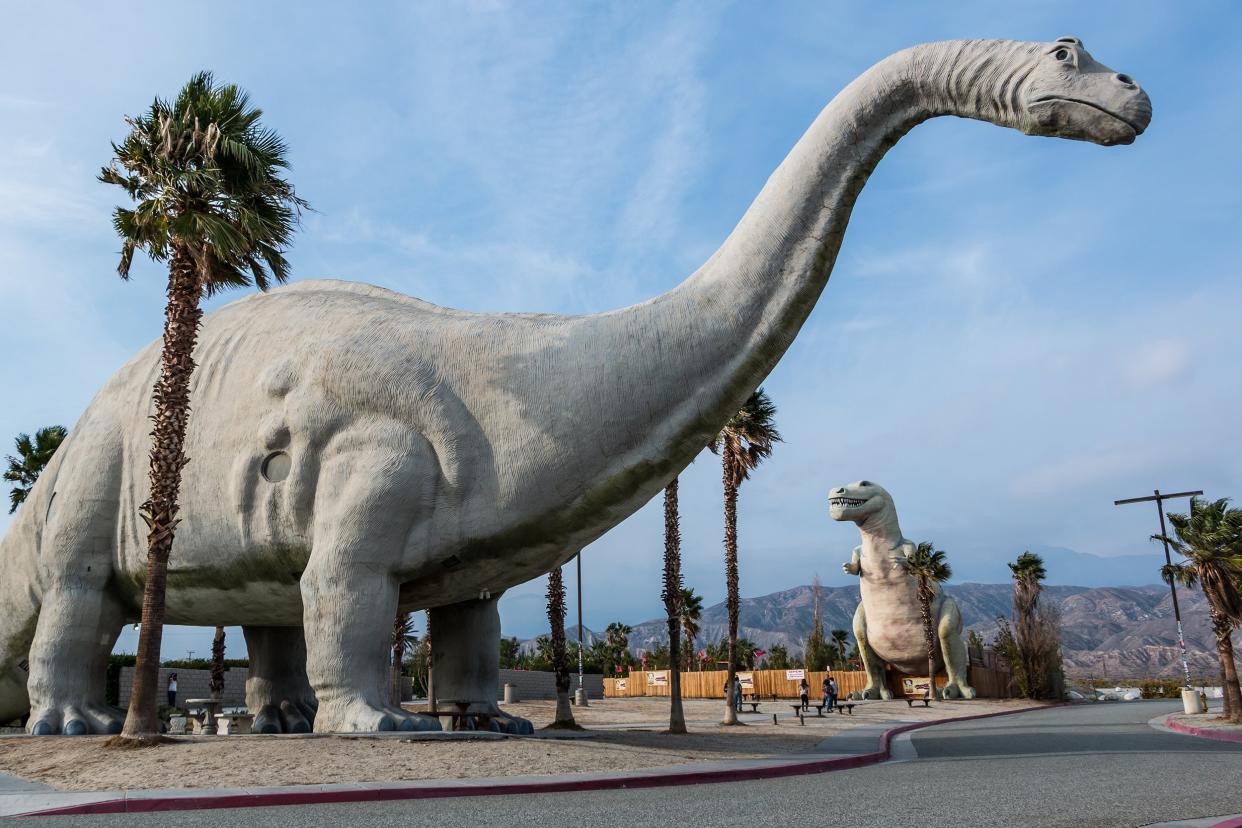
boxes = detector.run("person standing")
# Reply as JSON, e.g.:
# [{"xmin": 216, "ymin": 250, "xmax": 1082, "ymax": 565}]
[
  {"xmin": 166, "ymin": 673, "xmax": 178, "ymax": 708},
  {"xmin": 822, "ymin": 675, "xmax": 833, "ymax": 711},
  {"xmin": 827, "ymin": 675, "xmax": 839, "ymax": 711},
  {"xmin": 799, "ymin": 678, "xmax": 810, "ymax": 711},
  {"xmin": 733, "ymin": 680, "xmax": 744, "ymax": 713}
]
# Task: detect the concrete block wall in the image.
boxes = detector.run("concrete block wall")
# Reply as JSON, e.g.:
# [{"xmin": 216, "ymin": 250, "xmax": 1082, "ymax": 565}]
[
  {"xmin": 496, "ymin": 669, "xmax": 603, "ymax": 701},
  {"xmin": 118, "ymin": 666, "xmax": 246, "ymax": 707}
]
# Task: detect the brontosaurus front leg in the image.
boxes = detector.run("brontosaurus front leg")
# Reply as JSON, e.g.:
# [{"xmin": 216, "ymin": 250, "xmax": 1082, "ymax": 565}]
[
  {"xmin": 937, "ymin": 597, "xmax": 975, "ymax": 699},
  {"xmin": 851, "ymin": 602, "xmax": 891, "ymax": 700},
  {"xmin": 243, "ymin": 626, "xmax": 317, "ymax": 733},
  {"xmin": 429, "ymin": 594, "xmax": 534, "ymax": 735},
  {"xmin": 300, "ymin": 436, "xmax": 440, "ymax": 734}
]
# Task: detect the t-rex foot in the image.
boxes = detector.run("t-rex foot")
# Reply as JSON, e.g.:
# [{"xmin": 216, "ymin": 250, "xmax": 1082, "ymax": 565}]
[
  {"xmin": 29, "ymin": 701, "xmax": 124, "ymax": 735},
  {"xmin": 252, "ymin": 699, "xmax": 318, "ymax": 734},
  {"xmin": 315, "ymin": 696, "xmax": 442, "ymax": 733},
  {"xmin": 861, "ymin": 687, "xmax": 893, "ymax": 701},
  {"xmin": 943, "ymin": 682, "xmax": 976, "ymax": 700}
]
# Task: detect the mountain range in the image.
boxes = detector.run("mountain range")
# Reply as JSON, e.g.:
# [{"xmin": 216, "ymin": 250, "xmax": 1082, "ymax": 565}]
[{"xmin": 525, "ymin": 582, "xmax": 1230, "ymax": 679}]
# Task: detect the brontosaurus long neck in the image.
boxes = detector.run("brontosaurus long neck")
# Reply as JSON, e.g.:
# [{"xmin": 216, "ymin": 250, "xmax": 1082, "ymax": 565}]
[{"xmin": 618, "ymin": 41, "xmax": 1038, "ymax": 466}]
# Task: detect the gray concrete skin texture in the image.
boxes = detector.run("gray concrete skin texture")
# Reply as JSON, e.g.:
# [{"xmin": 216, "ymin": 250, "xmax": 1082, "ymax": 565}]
[
  {"xmin": 24, "ymin": 702, "xmax": 1242, "ymax": 827},
  {"xmin": 0, "ymin": 37, "xmax": 1151, "ymax": 736},
  {"xmin": 833, "ymin": 481, "xmax": 975, "ymax": 699}
]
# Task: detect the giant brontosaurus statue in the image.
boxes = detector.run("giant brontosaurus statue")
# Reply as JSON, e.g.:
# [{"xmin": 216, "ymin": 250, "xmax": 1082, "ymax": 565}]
[{"xmin": 0, "ymin": 38, "xmax": 1150, "ymax": 734}]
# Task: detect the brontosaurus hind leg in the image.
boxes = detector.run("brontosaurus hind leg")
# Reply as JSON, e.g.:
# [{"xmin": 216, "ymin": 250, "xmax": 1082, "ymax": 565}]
[
  {"xmin": 938, "ymin": 597, "xmax": 975, "ymax": 699},
  {"xmin": 429, "ymin": 594, "xmax": 534, "ymax": 734},
  {"xmin": 852, "ymin": 602, "xmax": 891, "ymax": 700}
]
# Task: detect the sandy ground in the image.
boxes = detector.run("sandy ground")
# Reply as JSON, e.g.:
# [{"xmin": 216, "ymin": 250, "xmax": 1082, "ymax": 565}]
[{"xmin": 0, "ymin": 697, "xmax": 1040, "ymax": 792}]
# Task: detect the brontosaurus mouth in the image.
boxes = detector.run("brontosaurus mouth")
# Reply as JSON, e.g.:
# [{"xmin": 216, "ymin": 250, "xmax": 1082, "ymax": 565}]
[
  {"xmin": 830, "ymin": 497, "xmax": 867, "ymax": 508},
  {"xmin": 1030, "ymin": 95, "xmax": 1147, "ymax": 135}
]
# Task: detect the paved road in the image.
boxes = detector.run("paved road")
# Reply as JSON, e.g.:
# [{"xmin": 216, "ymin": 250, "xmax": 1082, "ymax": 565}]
[{"xmin": 33, "ymin": 702, "xmax": 1242, "ymax": 827}]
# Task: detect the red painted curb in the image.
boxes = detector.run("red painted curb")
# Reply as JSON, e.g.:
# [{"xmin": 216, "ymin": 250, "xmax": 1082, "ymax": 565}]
[
  {"xmin": 1164, "ymin": 714, "xmax": 1242, "ymax": 743},
  {"xmin": 18, "ymin": 704, "xmax": 1047, "ymax": 817},
  {"xmin": 1211, "ymin": 818, "xmax": 1242, "ymax": 828}
]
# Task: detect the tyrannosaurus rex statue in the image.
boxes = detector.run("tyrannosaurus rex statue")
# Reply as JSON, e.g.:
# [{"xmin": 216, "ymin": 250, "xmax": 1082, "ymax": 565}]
[
  {"xmin": 832, "ymin": 481, "xmax": 974, "ymax": 699},
  {"xmin": 0, "ymin": 37, "xmax": 1149, "ymax": 733}
]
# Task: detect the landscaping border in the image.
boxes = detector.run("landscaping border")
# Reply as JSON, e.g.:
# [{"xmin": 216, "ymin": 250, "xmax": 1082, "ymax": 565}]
[
  {"xmin": 14, "ymin": 704, "xmax": 1046, "ymax": 817},
  {"xmin": 1164, "ymin": 715, "xmax": 1242, "ymax": 744}
]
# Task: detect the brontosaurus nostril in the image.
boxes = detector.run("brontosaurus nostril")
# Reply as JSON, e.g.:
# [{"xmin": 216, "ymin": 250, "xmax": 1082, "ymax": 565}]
[{"xmin": 1115, "ymin": 73, "xmax": 1134, "ymax": 86}]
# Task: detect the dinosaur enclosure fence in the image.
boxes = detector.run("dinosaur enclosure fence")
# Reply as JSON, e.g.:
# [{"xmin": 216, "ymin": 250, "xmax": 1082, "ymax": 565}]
[{"xmin": 604, "ymin": 663, "xmax": 1013, "ymax": 699}]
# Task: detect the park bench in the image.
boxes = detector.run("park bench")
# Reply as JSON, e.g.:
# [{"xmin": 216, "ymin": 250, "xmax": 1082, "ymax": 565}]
[
  {"xmin": 834, "ymin": 702, "xmax": 856, "ymax": 715},
  {"xmin": 791, "ymin": 702, "xmax": 826, "ymax": 718},
  {"xmin": 740, "ymin": 695, "xmax": 764, "ymax": 713},
  {"xmin": 905, "ymin": 694, "xmax": 932, "ymax": 708},
  {"xmin": 217, "ymin": 712, "xmax": 254, "ymax": 735}
]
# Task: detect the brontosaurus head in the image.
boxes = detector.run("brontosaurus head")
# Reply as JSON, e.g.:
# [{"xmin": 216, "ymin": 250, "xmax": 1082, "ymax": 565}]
[
  {"xmin": 1019, "ymin": 36, "xmax": 1151, "ymax": 146},
  {"xmin": 828, "ymin": 480, "xmax": 893, "ymax": 526}
]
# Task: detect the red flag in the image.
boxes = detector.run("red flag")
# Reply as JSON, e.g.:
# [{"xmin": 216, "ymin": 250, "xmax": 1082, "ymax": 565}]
[{"xmin": 754, "ymin": 649, "xmax": 766, "ymax": 658}]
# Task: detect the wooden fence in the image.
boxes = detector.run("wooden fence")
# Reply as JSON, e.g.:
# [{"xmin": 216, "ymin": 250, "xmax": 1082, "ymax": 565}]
[{"xmin": 604, "ymin": 664, "xmax": 1011, "ymax": 699}]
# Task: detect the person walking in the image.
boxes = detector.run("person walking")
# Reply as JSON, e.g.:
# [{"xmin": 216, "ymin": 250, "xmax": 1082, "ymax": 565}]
[
  {"xmin": 166, "ymin": 673, "xmax": 178, "ymax": 708},
  {"xmin": 799, "ymin": 678, "xmax": 810, "ymax": 711}
]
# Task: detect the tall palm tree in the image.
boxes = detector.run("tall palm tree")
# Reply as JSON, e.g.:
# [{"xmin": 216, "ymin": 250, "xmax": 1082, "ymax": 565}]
[
  {"xmin": 208, "ymin": 626, "xmax": 226, "ymax": 700},
  {"xmin": 546, "ymin": 567, "xmax": 577, "ymax": 727},
  {"xmin": 661, "ymin": 479, "xmax": 687, "ymax": 733},
  {"xmin": 390, "ymin": 612, "xmax": 418, "ymax": 706},
  {"xmin": 101, "ymin": 72, "xmax": 306, "ymax": 741},
  {"xmin": 1009, "ymin": 551, "xmax": 1047, "ymax": 625},
  {"xmin": 1008, "ymin": 551, "xmax": 1058, "ymax": 698},
  {"xmin": 4, "ymin": 425, "xmax": 67, "ymax": 513},
  {"xmin": 679, "ymin": 587, "xmax": 704, "ymax": 670},
  {"xmin": 709, "ymin": 388, "xmax": 781, "ymax": 724},
  {"xmin": 900, "ymin": 542, "xmax": 952, "ymax": 700},
  {"xmin": 1159, "ymin": 498, "xmax": 1242, "ymax": 723}
]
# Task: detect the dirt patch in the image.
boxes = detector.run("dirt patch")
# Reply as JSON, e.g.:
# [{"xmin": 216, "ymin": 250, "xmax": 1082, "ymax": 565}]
[{"xmin": 0, "ymin": 697, "xmax": 1040, "ymax": 792}]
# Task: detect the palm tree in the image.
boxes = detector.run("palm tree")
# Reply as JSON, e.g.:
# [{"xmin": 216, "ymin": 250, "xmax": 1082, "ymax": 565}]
[
  {"xmin": 100, "ymin": 72, "xmax": 306, "ymax": 741},
  {"xmin": 830, "ymin": 629, "xmax": 850, "ymax": 665},
  {"xmin": 900, "ymin": 542, "xmax": 952, "ymax": 700},
  {"xmin": 661, "ymin": 478, "xmax": 687, "ymax": 733},
  {"xmin": 4, "ymin": 425, "xmax": 67, "ymax": 513},
  {"xmin": 605, "ymin": 621, "xmax": 633, "ymax": 674},
  {"xmin": 1008, "ymin": 551, "xmax": 1060, "ymax": 699},
  {"xmin": 208, "ymin": 626, "xmax": 226, "ymax": 700},
  {"xmin": 1009, "ymin": 551, "xmax": 1047, "ymax": 625},
  {"xmin": 679, "ymin": 587, "xmax": 704, "ymax": 670},
  {"xmin": 709, "ymin": 388, "xmax": 781, "ymax": 725},
  {"xmin": 390, "ymin": 612, "xmax": 419, "ymax": 706},
  {"xmin": 546, "ymin": 567, "xmax": 577, "ymax": 727},
  {"xmin": 1159, "ymin": 498, "xmax": 1242, "ymax": 723}
]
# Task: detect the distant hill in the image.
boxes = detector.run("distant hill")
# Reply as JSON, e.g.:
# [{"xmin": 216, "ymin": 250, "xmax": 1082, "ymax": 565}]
[{"xmin": 604, "ymin": 582, "xmax": 1229, "ymax": 679}]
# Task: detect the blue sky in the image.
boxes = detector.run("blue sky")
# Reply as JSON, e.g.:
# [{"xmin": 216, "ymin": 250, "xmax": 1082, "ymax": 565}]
[{"xmin": 2, "ymin": 2, "xmax": 1240, "ymax": 655}]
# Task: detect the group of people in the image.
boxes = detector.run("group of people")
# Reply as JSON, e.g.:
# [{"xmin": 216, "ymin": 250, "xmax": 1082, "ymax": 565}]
[
  {"xmin": 727, "ymin": 674, "xmax": 841, "ymax": 712},
  {"xmin": 799, "ymin": 676, "xmax": 839, "ymax": 711}
]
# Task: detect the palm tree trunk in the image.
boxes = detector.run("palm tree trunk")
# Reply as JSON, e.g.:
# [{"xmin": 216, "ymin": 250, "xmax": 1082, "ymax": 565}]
[
  {"xmin": 209, "ymin": 626, "xmax": 226, "ymax": 699},
  {"xmin": 1210, "ymin": 609, "xmax": 1242, "ymax": 723},
  {"xmin": 390, "ymin": 612, "xmax": 408, "ymax": 707},
  {"xmin": 425, "ymin": 610, "xmax": 435, "ymax": 711},
  {"xmin": 547, "ymin": 568, "xmax": 576, "ymax": 726},
  {"xmin": 920, "ymin": 584, "xmax": 937, "ymax": 701},
  {"xmin": 121, "ymin": 245, "xmax": 202, "ymax": 742},
  {"xmin": 722, "ymin": 458, "xmax": 740, "ymax": 725},
  {"xmin": 662, "ymin": 479, "xmax": 687, "ymax": 734}
]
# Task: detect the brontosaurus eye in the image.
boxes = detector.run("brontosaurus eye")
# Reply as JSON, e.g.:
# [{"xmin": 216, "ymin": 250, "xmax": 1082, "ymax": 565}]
[
  {"xmin": 1055, "ymin": 49, "xmax": 1070, "ymax": 61},
  {"xmin": 860, "ymin": 481, "xmax": 872, "ymax": 487}
]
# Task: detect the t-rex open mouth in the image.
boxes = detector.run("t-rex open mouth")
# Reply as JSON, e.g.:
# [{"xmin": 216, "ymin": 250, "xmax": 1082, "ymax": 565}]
[{"xmin": 830, "ymin": 497, "xmax": 867, "ymax": 508}]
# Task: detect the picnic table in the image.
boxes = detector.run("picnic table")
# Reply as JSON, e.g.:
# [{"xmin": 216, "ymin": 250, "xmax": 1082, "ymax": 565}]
[
  {"xmin": 426, "ymin": 700, "xmax": 494, "ymax": 732},
  {"xmin": 185, "ymin": 698, "xmax": 222, "ymax": 735}
]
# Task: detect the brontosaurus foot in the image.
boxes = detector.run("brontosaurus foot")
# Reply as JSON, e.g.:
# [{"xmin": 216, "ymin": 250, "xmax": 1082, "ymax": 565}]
[
  {"xmin": 252, "ymin": 699, "xmax": 318, "ymax": 734},
  {"xmin": 488, "ymin": 710, "xmax": 535, "ymax": 735},
  {"xmin": 315, "ymin": 696, "xmax": 442, "ymax": 733},
  {"xmin": 28, "ymin": 701, "xmax": 124, "ymax": 735}
]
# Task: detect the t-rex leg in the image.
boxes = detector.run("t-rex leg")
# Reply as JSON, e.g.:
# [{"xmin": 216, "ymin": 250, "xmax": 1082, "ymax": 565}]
[
  {"xmin": 429, "ymin": 594, "xmax": 534, "ymax": 734},
  {"xmin": 300, "ymin": 433, "xmax": 440, "ymax": 733},
  {"xmin": 852, "ymin": 601, "xmax": 891, "ymax": 700},
  {"xmin": 938, "ymin": 597, "xmax": 976, "ymax": 699},
  {"xmin": 243, "ymin": 626, "xmax": 318, "ymax": 733}
]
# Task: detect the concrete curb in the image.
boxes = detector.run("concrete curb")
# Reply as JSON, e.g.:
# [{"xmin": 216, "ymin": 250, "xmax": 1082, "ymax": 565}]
[
  {"xmin": 12, "ymin": 704, "xmax": 1047, "ymax": 817},
  {"xmin": 1164, "ymin": 715, "xmax": 1242, "ymax": 744}
]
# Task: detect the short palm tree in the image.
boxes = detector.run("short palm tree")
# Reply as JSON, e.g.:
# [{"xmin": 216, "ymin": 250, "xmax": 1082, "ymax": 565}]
[
  {"xmin": 390, "ymin": 612, "xmax": 419, "ymax": 706},
  {"xmin": 709, "ymin": 388, "xmax": 781, "ymax": 725},
  {"xmin": 1009, "ymin": 551, "xmax": 1047, "ymax": 623},
  {"xmin": 900, "ymin": 542, "xmax": 952, "ymax": 700},
  {"xmin": 4, "ymin": 425, "xmax": 67, "ymax": 513},
  {"xmin": 1159, "ymin": 498, "xmax": 1242, "ymax": 723},
  {"xmin": 679, "ymin": 587, "xmax": 704, "ymax": 670},
  {"xmin": 661, "ymin": 478, "xmax": 687, "ymax": 733},
  {"xmin": 100, "ymin": 72, "xmax": 306, "ymax": 741},
  {"xmin": 830, "ymin": 629, "xmax": 850, "ymax": 665},
  {"xmin": 545, "ymin": 567, "xmax": 578, "ymax": 728}
]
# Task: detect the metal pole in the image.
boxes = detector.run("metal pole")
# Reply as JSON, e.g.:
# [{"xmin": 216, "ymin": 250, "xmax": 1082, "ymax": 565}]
[{"xmin": 1153, "ymin": 490, "xmax": 1193, "ymax": 687}]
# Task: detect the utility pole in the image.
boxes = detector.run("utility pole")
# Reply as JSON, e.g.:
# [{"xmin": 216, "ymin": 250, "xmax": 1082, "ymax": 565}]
[
  {"xmin": 1114, "ymin": 488, "xmax": 1202, "ymax": 688},
  {"xmin": 575, "ymin": 552, "xmax": 588, "ymax": 706}
]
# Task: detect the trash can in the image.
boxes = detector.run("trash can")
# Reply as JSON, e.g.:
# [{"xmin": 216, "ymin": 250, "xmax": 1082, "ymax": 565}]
[
  {"xmin": 1182, "ymin": 687, "xmax": 1205, "ymax": 714},
  {"xmin": 503, "ymin": 683, "xmax": 517, "ymax": 704}
]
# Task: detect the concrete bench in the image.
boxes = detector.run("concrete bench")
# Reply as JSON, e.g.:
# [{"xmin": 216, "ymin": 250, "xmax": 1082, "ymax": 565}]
[{"xmin": 218, "ymin": 713, "xmax": 254, "ymax": 735}]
